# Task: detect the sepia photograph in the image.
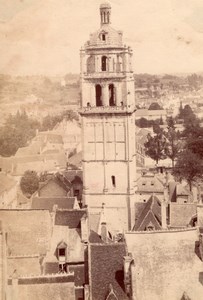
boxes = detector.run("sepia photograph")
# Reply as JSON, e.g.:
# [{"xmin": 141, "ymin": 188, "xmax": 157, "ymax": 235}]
[{"xmin": 0, "ymin": 0, "xmax": 203, "ymax": 299}]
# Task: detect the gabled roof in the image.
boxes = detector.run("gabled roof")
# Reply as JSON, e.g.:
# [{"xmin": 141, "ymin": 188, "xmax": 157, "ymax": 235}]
[
  {"xmin": 133, "ymin": 195, "xmax": 162, "ymax": 231},
  {"xmin": 31, "ymin": 197, "xmax": 78, "ymax": 212},
  {"xmin": 37, "ymin": 173, "xmax": 72, "ymax": 195},
  {"xmin": 89, "ymin": 243, "xmax": 128, "ymax": 300},
  {"xmin": 55, "ymin": 209, "xmax": 86, "ymax": 228},
  {"xmin": 170, "ymin": 203, "xmax": 197, "ymax": 227},
  {"xmin": 63, "ymin": 170, "xmax": 83, "ymax": 182}
]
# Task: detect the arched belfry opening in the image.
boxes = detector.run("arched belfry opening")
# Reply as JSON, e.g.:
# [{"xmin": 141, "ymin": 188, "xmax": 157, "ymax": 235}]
[
  {"xmin": 95, "ymin": 84, "xmax": 102, "ymax": 106},
  {"xmin": 101, "ymin": 56, "xmax": 107, "ymax": 71},
  {"xmin": 109, "ymin": 84, "xmax": 116, "ymax": 106},
  {"xmin": 100, "ymin": 3, "xmax": 111, "ymax": 25}
]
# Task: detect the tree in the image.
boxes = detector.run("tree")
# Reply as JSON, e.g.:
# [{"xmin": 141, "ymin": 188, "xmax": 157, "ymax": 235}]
[
  {"xmin": 144, "ymin": 132, "xmax": 167, "ymax": 164},
  {"xmin": 20, "ymin": 170, "xmax": 39, "ymax": 197},
  {"xmin": 148, "ymin": 102, "xmax": 163, "ymax": 110},
  {"xmin": 164, "ymin": 117, "xmax": 182, "ymax": 168},
  {"xmin": 173, "ymin": 150, "xmax": 203, "ymax": 191},
  {"xmin": 187, "ymin": 138, "xmax": 203, "ymax": 159},
  {"xmin": 0, "ymin": 112, "xmax": 40, "ymax": 157}
]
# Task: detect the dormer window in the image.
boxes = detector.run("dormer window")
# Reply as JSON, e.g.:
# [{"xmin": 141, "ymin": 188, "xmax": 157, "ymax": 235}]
[
  {"xmin": 102, "ymin": 34, "xmax": 106, "ymax": 41},
  {"xmin": 57, "ymin": 241, "xmax": 67, "ymax": 273}
]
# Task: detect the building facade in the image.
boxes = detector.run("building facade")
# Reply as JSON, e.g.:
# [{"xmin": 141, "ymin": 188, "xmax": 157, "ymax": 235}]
[{"xmin": 79, "ymin": 3, "xmax": 136, "ymax": 233}]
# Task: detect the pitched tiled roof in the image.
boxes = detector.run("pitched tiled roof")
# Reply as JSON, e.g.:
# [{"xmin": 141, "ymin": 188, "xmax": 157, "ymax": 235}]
[
  {"xmin": 170, "ymin": 203, "xmax": 197, "ymax": 227},
  {"xmin": 69, "ymin": 265, "xmax": 85, "ymax": 286},
  {"xmin": 63, "ymin": 170, "xmax": 83, "ymax": 182},
  {"xmin": 31, "ymin": 197, "xmax": 77, "ymax": 212},
  {"xmin": 34, "ymin": 132, "xmax": 63, "ymax": 144},
  {"xmin": 15, "ymin": 141, "xmax": 42, "ymax": 157},
  {"xmin": 125, "ymin": 228, "xmax": 202, "ymax": 300},
  {"xmin": 55, "ymin": 209, "xmax": 86, "ymax": 228},
  {"xmin": 38, "ymin": 173, "xmax": 72, "ymax": 195},
  {"xmin": 136, "ymin": 174, "xmax": 164, "ymax": 193},
  {"xmin": 16, "ymin": 279, "xmax": 75, "ymax": 300},
  {"xmin": 89, "ymin": 243, "xmax": 128, "ymax": 300},
  {"xmin": 133, "ymin": 195, "xmax": 162, "ymax": 231},
  {"xmin": 133, "ymin": 195, "xmax": 161, "ymax": 231},
  {"xmin": 0, "ymin": 209, "xmax": 52, "ymax": 256}
]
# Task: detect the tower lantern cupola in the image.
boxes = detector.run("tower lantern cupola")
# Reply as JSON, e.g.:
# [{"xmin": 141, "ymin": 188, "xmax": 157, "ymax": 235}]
[{"xmin": 100, "ymin": 2, "xmax": 111, "ymax": 25}]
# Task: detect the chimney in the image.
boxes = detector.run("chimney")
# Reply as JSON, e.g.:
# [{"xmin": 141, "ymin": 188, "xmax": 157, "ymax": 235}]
[
  {"xmin": 81, "ymin": 214, "xmax": 88, "ymax": 243},
  {"xmin": 101, "ymin": 222, "xmax": 108, "ymax": 243},
  {"xmin": 123, "ymin": 254, "xmax": 133, "ymax": 297},
  {"xmin": 199, "ymin": 234, "xmax": 203, "ymax": 261},
  {"xmin": 12, "ymin": 270, "xmax": 19, "ymax": 300},
  {"xmin": 161, "ymin": 200, "xmax": 167, "ymax": 229}
]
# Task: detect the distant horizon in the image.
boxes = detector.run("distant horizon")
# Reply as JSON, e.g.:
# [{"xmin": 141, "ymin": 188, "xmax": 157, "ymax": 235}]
[
  {"xmin": 1, "ymin": 71, "xmax": 203, "ymax": 78},
  {"xmin": 1, "ymin": 0, "xmax": 203, "ymax": 76}
]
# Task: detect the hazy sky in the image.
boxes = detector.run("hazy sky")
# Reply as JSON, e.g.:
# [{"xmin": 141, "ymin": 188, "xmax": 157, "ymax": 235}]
[{"xmin": 1, "ymin": 0, "xmax": 203, "ymax": 75}]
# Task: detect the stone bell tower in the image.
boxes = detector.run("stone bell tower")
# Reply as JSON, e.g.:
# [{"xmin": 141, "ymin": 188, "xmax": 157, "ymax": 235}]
[{"xmin": 79, "ymin": 2, "xmax": 136, "ymax": 233}]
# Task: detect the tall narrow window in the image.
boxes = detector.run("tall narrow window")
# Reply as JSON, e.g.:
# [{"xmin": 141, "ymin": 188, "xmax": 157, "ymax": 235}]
[
  {"xmin": 95, "ymin": 84, "xmax": 102, "ymax": 106},
  {"xmin": 101, "ymin": 56, "xmax": 107, "ymax": 71},
  {"xmin": 102, "ymin": 34, "xmax": 106, "ymax": 41},
  {"xmin": 111, "ymin": 176, "xmax": 116, "ymax": 187},
  {"xmin": 109, "ymin": 84, "xmax": 116, "ymax": 106}
]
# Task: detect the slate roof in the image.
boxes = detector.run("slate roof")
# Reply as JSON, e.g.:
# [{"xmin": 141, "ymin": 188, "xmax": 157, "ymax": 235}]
[
  {"xmin": 63, "ymin": 170, "xmax": 83, "ymax": 183},
  {"xmin": 89, "ymin": 243, "xmax": 128, "ymax": 300},
  {"xmin": 170, "ymin": 203, "xmax": 197, "ymax": 227},
  {"xmin": 133, "ymin": 195, "xmax": 162, "ymax": 231},
  {"xmin": 31, "ymin": 197, "xmax": 77, "ymax": 212},
  {"xmin": 69, "ymin": 265, "xmax": 85, "ymax": 286},
  {"xmin": 55, "ymin": 209, "xmax": 86, "ymax": 228},
  {"xmin": 125, "ymin": 228, "xmax": 202, "ymax": 300}
]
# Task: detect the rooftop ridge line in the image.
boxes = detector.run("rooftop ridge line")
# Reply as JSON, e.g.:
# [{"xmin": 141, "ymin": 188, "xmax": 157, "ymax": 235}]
[
  {"xmin": 9, "ymin": 272, "xmax": 74, "ymax": 279},
  {"xmin": 125, "ymin": 227, "xmax": 198, "ymax": 234}
]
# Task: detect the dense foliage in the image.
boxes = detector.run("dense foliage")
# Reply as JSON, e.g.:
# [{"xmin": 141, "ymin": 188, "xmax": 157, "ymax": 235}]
[
  {"xmin": 20, "ymin": 170, "xmax": 39, "ymax": 197},
  {"xmin": 0, "ymin": 110, "xmax": 79, "ymax": 157},
  {"xmin": 0, "ymin": 111, "xmax": 40, "ymax": 157}
]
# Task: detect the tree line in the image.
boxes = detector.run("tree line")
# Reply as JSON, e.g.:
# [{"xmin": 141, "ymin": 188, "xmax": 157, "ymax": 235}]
[
  {"xmin": 0, "ymin": 110, "xmax": 79, "ymax": 157},
  {"xmin": 144, "ymin": 106, "xmax": 203, "ymax": 190}
]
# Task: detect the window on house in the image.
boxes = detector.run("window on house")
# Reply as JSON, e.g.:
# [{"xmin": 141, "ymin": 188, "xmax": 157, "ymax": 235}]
[
  {"xmin": 145, "ymin": 225, "xmax": 154, "ymax": 231},
  {"xmin": 111, "ymin": 176, "xmax": 116, "ymax": 187},
  {"xmin": 102, "ymin": 34, "xmax": 106, "ymax": 41},
  {"xmin": 59, "ymin": 248, "xmax": 66, "ymax": 256}
]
